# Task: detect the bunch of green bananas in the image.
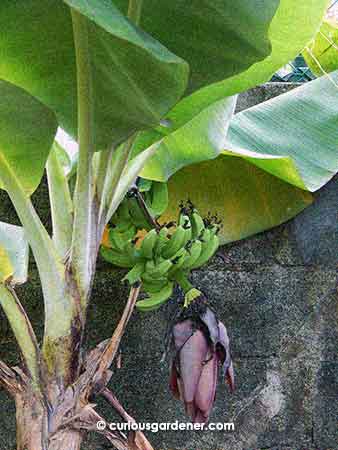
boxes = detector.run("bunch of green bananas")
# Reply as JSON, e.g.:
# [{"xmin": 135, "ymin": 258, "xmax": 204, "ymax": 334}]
[{"xmin": 101, "ymin": 201, "xmax": 221, "ymax": 313}]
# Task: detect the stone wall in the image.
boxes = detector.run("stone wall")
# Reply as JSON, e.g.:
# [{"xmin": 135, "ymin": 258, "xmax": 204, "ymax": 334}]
[{"xmin": 0, "ymin": 84, "xmax": 337, "ymax": 450}]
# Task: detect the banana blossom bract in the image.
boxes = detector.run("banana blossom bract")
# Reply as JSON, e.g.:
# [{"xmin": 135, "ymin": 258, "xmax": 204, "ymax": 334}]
[{"xmin": 169, "ymin": 296, "xmax": 234, "ymax": 423}]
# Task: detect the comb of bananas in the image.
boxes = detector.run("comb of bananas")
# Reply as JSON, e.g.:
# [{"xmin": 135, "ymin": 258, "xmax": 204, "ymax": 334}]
[{"xmin": 101, "ymin": 198, "xmax": 221, "ymax": 312}]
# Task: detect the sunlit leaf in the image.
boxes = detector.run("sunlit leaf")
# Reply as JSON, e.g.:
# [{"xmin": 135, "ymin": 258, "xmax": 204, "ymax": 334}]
[
  {"xmin": 54, "ymin": 129, "xmax": 79, "ymax": 179},
  {"xmin": 0, "ymin": 246, "xmax": 14, "ymax": 283},
  {"xmin": 161, "ymin": 156, "xmax": 313, "ymax": 244},
  {"xmin": 303, "ymin": 19, "xmax": 338, "ymax": 77},
  {"xmin": 139, "ymin": 96, "xmax": 237, "ymax": 181},
  {"xmin": 226, "ymin": 70, "xmax": 338, "ymax": 192},
  {"xmin": 141, "ymin": 71, "xmax": 338, "ymax": 194}
]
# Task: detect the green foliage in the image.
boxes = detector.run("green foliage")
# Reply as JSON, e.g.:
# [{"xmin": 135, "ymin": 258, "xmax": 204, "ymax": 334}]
[
  {"xmin": 161, "ymin": 157, "xmax": 312, "ymax": 245},
  {"xmin": 0, "ymin": 80, "xmax": 57, "ymax": 195},
  {"xmin": 0, "ymin": 0, "xmax": 336, "ymax": 260},
  {"xmin": 303, "ymin": 19, "xmax": 338, "ymax": 76},
  {"xmin": 114, "ymin": 0, "xmax": 280, "ymax": 93},
  {"xmin": 226, "ymin": 71, "xmax": 338, "ymax": 192},
  {"xmin": 146, "ymin": 0, "xmax": 329, "ymax": 134}
]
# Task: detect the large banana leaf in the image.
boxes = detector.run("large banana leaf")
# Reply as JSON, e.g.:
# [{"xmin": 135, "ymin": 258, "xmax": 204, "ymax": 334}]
[
  {"xmin": 0, "ymin": 222, "xmax": 29, "ymax": 285},
  {"xmin": 160, "ymin": 156, "xmax": 312, "ymax": 244},
  {"xmin": 0, "ymin": 80, "xmax": 57, "ymax": 195},
  {"xmin": 114, "ymin": 0, "xmax": 280, "ymax": 94},
  {"xmin": 226, "ymin": 71, "xmax": 338, "ymax": 192},
  {"xmin": 132, "ymin": 0, "xmax": 328, "ymax": 167},
  {"xmin": 303, "ymin": 19, "xmax": 338, "ymax": 76},
  {"xmin": 0, "ymin": 0, "xmax": 188, "ymax": 150}
]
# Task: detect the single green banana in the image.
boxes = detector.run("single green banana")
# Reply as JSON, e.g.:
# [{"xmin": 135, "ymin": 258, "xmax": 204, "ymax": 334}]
[
  {"xmin": 178, "ymin": 210, "xmax": 190, "ymax": 228},
  {"xmin": 128, "ymin": 196, "xmax": 150, "ymax": 230},
  {"xmin": 154, "ymin": 227, "xmax": 169, "ymax": 258},
  {"xmin": 161, "ymin": 225, "xmax": 186, "ymax": 259},
  {"xmin": 178, "ymin": 211, "xmax": 192, "ymax": 246},
  {"xmin": 139, "ymin": 229, "xmax": 158, "ymax": 260},
  {"xmin": 190, "ymin": 234, "xmax": 219, "ymax": 269},
  {"xmin": 142, "ymin": 278, "xmax": 168, "ymax": 294},
  {"xmin": 123, "ymin": 261, "xmax": 145, "ymax": 285},
  {"xmin": 145, "ymin": 259, "xmax": 173, "ymax": 279},
  {"xmin": 119, "ymin": 224, "xmax": 137, "ymax": 241},
  {"xmin": 190, "ymin": 210, "xmax": 205, "ymax": 239},
  {"xmin": 182, "ymin": 222, "xmax": 192, "ymax": 247},
  {"xmin": 148, "ymin": 182, "xmax": 168, "ymax": 217},
  {"xmin": 100, "ymin": 247, "xmax": 134, "ymax": 268},
  {"xmin": 109, "ymin": 228, "xmax": 125, "ymax": 252},
  {"xmin": 200, "ymin": 227, "xmax": 212, "ymax": 244},
  {"xmin": 138, "ymin": 178, "xmax": 153, "ymax": 193},
  {"xmin": 167, "ymin": 248, "xmax": 189, "ymax": 279},
  {"xmin": 123, "ymin": 240, "xmax": 141, "ymax": 265},
  {"xmin": 136, "ymin": 281, "xmax": 174, "ymax": 311},
  {"xmin": 181, "ymin": 239, "xmax": 203, "ymax": 269}
]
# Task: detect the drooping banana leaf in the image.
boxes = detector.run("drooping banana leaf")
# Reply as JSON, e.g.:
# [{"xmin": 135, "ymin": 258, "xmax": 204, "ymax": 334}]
[
  {"xmin": 114, "ymin": 0, "xmax": 280, "ymax": 94},
  {"xmin": 160, "ymin": 156, "xmax": 313, "ymax": 244},
  {"xmin": 0, "ymin": 80, "xmax": 57, "ymax": 195},
  {"xmin": 141, "ymin": 71, "xmax": 338, "ymax": 191}
]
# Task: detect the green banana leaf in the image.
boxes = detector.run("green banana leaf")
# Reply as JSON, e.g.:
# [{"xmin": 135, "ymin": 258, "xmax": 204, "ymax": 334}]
[
  {"xmin": 303, "ymin": 19, "xmax": 338, "ymax": 77},
  {"xmin": 160, "ymin": 156, "xmax": 312, "ymax": 245},
  {"xmin": 0, "ymin": 80, "xmax": 57, "ymax": 195},
  {"xmin": 226, "ymin": 71, "xmax": 338, "ymax": 192},
  {"xmin": 114, "ymin": 0, "xmax": 280, "ymax": 94},
  {"xmin": 0, "ymin": 222, "xmax": 29, "ymax": 285},
  {"xmin": 0, "ymin": 0, "xmax": 188, "ymax": 150},
  {"xmin": 139, "ymin": 96, "xmax": 237, "ymax": 181}
]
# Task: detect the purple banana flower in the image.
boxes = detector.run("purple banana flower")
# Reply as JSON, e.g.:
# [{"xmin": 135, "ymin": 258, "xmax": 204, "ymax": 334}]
[{"xmin": 169, "ymin": 294, "xmax": 234, "ymax": 424}]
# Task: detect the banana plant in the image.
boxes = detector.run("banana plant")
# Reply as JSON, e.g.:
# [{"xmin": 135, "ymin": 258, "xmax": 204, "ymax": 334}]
[{"xmin": 0, "ymin": 1, "xmax": 336, "ymax": 449}]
